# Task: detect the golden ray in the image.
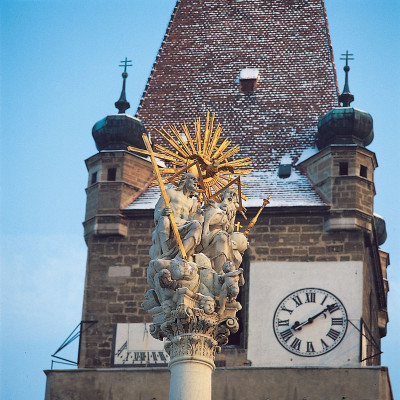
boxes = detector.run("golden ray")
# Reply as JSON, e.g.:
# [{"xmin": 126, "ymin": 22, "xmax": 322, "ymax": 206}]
[
  {"xmin": 207, "ymin": 124, "xmax": 222, "ymax": 156},
  {"xmin": 127, "ymin": 145, "xmax": 186, "ymax": 164},
  {"xmin": 154, "ymin": 127, "xmax": 189, "ymax": 158},
  {"xmin": 195, "ymin": 117, "xmax": 202, "ymax": 154},
  {"xmin": 233, "ymin": 169, "xmax": 253, "ymax": 175},
  {"xmin": 202, "ymin": 111, "xmax": 211, "ymax": 156},
  {"xmin": 205, "ymin": 112, "xmax": 216, "ymax": 156},
  {"xmin": 216, "ymin": 145, "xmax": 240, "ymax": 162},
  {"xmin": 154, "ymin": 144, "xmax": 188, "ymax": 161},
  {"xmin": 212, "ymin": 138, "xmax": 231, "ymax": 159},
  {"xmin": 223, "ymin": 158, "xmax": 252, "ymax": 167},
  {"xmin": 168, "ymin": 124, "xmax": 192, "ymax": 156},
  {"xmin": 181, "ymin": 122, "xmax": 197, "ymax": 154}
]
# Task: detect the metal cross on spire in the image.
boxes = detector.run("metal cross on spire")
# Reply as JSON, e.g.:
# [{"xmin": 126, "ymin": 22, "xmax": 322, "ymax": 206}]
[
  {"xmin": 119, "ymin": 57, "xmax": 133, "ymax": 74},
  {"xmin": 115, "ymin": 57, "xmax": 133, "ymax": 114},
  {"xmin": 338, "ymin": 50, "xmax": 355, "ymax": 107}
]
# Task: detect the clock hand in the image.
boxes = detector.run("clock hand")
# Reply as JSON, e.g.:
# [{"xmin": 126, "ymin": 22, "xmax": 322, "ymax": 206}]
[{"xmin": 292, "ymin": 304, "xmax": 335, "ymax": 331}]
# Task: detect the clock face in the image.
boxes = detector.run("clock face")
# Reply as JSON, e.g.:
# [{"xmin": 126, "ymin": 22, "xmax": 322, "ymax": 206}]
[{"xmin": 273, "ymin": 288, "xmax": 348, "ymax": 357}]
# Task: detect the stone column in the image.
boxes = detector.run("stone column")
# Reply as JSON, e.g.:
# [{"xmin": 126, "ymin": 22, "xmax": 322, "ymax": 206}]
[
  {"xmin": 147, "ymin": 287, "xmax": 241, "ymax": 400},
  {"xmin": 168, "ymin": 334, "xmax": 215, "ymax": 400}
]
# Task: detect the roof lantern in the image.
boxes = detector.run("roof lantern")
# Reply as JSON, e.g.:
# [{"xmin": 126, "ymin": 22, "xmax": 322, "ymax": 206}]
[
  {"xmin": 239, "ymin": 68, "xmax": 259, "ymax": 93},
  {"xmin": 92, "ymin": 59, "xmax": 147, "ymax": 152},
  {"xmin": 278, "ymin": 155, "xmax": 292, "ymax": 178},
  {"xmin": 316, "ymin": 51, "xmax": 374, "ymax": 150}
]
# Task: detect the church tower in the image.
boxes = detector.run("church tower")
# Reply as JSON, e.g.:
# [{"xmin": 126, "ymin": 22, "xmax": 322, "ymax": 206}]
[
  {"xmin": 79, "ymin": 60, "xmax": 154, "ymax": 367},
  {"xmin": 45, "ymin": 2, "xmax": 393, "ymax": 399},
  {"xmin": 297, "ymin": 54, "xmax": 389, "ymax": 363}
]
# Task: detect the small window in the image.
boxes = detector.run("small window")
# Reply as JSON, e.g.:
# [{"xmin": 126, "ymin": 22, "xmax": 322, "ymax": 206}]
[
  {"xmin": 107, "ymin": 168, "xmax": 117, "ymax": 181},
  {"xmin": 91, "ymin": 172, "xmax": 97, "ymax": 184},
  {"xmin": 339, "ymin": 162, "xmax": 348, "ymax": 176},
  {"xmin": 360, "ymin": 165, "xmax": 368, "ymax": 178}
]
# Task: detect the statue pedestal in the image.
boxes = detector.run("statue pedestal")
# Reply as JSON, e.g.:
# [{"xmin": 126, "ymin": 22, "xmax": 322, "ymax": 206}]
[{"xmin": 146, "ymin": 288, "xmax": 241, "ymax": 400}]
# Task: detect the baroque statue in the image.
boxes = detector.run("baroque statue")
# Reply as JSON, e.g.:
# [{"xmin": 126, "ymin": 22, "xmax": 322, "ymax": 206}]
[{"xmin": 128, "ymin": 112, "xmax": 269, "ymax": 400}]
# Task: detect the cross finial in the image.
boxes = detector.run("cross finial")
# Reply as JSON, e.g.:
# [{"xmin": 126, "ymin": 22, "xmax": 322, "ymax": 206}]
[
  {"xmin": 234, "ymin": 221, "xmax": 243, "ymax": 232},
  {"xmin": 338, "ymin": 50, "xmax": 355, "ymax": 107},
  {"xmin": 115, "ymin": 57, "xmax": 133, "ymax": 114},
  {"xmin": 119, "ymin": 57, "xmax": 133, "ymax": 75}
]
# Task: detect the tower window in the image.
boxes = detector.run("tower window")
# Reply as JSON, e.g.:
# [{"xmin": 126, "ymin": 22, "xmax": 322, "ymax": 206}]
[
  {"xmin": 91, "ymin": 172, "xmax": 97, "ymax": 184},
  {"xmin": 339, "ymin": 162, "xmax": 348, "ymax": 176},
  {"xmin": 360, "ymin": 165, "xmax": 368, "ymax": 178},
  {"xmin": 107, "ymin": 168, "xmax": 117, "ymax": 181}
]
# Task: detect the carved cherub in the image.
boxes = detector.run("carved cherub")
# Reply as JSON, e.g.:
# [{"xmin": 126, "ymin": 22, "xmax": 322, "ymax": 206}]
[
  {"xmin": 200, "ymin": 296, "xmax": 216, "ymax": 315},
  {"xmin": 218, "ymin": 261, "xmax": 245, "ymax": 315},
  {"xmin": 158, "ymin": 269, "xmax": 179, "ymax": 290}
]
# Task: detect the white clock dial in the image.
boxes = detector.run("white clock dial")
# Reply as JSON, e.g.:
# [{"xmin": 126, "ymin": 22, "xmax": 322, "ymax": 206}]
[{"xmin": 273, "ymin": 288, "xmax": 348, "ymax": 357}]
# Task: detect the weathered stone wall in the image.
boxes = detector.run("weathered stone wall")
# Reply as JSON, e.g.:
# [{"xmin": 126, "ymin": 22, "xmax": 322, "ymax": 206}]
[
  {"xmin": 80, "ymin": 215, "xmax": 153, "ymax": 367},
  {"xmin": 45, "ymin": 367, "xmax": 394, "ymax": 400},
  {"xmin": 244, "ymin": 209, "xmax": 364, "ymax": 263}
]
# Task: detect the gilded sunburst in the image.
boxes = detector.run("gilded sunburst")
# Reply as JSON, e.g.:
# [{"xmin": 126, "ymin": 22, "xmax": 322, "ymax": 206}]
[{"xmin": 128, "ymin": 111, "xmax": 252, "ymax": 205}]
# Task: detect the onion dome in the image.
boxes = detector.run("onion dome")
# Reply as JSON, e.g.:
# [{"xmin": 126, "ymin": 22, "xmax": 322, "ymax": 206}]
[
  {"xmin": 92, "ymin": 58, "xmax": 147, "ymax": 152},
  {"xmin": 317, "ymin": 51, "xmax": 374, "ymax": 150},
  {"xmin": 92, "ymin": 114, "xmax": 147, "ymax": 151}
]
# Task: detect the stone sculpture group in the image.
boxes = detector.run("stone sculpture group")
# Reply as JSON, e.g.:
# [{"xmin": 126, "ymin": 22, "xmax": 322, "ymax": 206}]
[{"xmin": 142, "ymin": 172, "xmax": 248, "ymax": 362}]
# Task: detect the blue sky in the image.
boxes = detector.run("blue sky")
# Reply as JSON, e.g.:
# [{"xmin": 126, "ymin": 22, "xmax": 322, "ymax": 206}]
[{"xmin": 1, "ymin": 1, "xmax": 399, "ymax": 399}]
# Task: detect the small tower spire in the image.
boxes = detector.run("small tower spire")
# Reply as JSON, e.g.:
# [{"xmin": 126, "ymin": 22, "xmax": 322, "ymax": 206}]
[
  {"xmin": 115, "ymin": 57, "xmax": 132, "ymax": 114},
  {"xmin": 338, "ymin": 50, "xmax": 355, "ymax": 107}
]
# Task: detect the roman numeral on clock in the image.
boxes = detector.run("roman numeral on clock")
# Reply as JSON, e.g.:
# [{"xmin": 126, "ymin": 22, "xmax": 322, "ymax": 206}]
[
  {"xmin": 331, "ymin": 317, "xmax": 344, "ymax": 325},
  {"xmin": 321, "ymin": 338, "xmax": 329, "ymax": 350},
  {"xmin": 305, "ymin": 292, "xmax": 315, "ymax": 303},
  {"xmin": 277, "ymin": 319, "xmax": 289, "ymax": 326},
  {"xmin": 306, "ymin": 341, "xmax": 315, "ymax": 353},
  {"xmin": 328, "ymin": 303, "xmax": 339, "ymax": 313},
  {"xmin": 290, "ymin": 338, "xmax": 301, "ymax": 351},
  {"xmin": 281, "ymin": 306, "xmax": 294, "ymax": 315},
  {"xmin": 280, "ymin": 329, "xmax": 294, "ymax": 342},
  {"xmin": 292, "ymin": 295, "xmax": 303, "ymax": 307},
  {"xmin": 326, "ymin": 328, "xmax": 340, "ymax": 341}
]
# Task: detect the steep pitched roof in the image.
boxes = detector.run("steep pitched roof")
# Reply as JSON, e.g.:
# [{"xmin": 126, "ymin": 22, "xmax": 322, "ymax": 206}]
[{"xmin": 129, "ymin": 0, "xmax": 339, "ymax": 209}]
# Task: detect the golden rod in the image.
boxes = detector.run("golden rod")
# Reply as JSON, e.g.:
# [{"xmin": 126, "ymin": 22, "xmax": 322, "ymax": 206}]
[
  {"xmin": 243, "ymin": 196, "xmax": 271, "ymax": 237},
  {"xmin": 142, "ymin": 133, "xmax": 187, "ymax": 259}
]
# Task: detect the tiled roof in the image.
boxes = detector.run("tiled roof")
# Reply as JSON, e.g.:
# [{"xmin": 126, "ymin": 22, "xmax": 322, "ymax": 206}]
[
  {"xmin": 125, "ymin": 168, "xmax": 326, "ymax": 211},
  {"xmin": 127, "ymin": 0, "xmax": 339, "ymax": 210}
]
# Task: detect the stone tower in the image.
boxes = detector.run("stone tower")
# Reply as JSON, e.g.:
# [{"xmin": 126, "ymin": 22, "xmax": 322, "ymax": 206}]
[
  {"xmin": 45, "ymin": 1, "xmax": 393, "ymax": 399},
  {"xmin": 79, "ymin": 67, "xmax": 154, "ymax": 367}
]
